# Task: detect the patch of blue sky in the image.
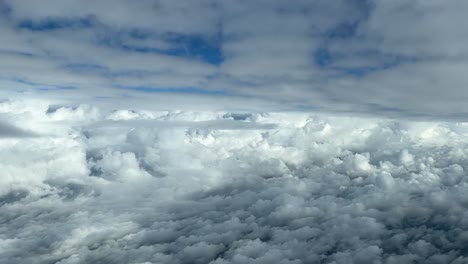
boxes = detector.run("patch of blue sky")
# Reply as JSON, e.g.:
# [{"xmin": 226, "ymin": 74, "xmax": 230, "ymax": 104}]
[
  {"xmin": 164, "ymin": 33, "xmax": 223, "ymax": 65},
  {"xmin": 314, "ymin": 6, "xmax": 420, "ymax": 78},
  {"xmin": 314, "ymin": 48, "xmax": 333, "ymax": 66},
  {"xmin": 339, "ymin": 54, "xmax": 418, "ymax": 77},
  {"xmin": 127, "ymin": 29, "xmax": 149, "ymax": 40},
  {"xmin": 16, "ymin": 16, "xmax": 223, "ymax": 65},
  {"xmin": 315, "ymin": 21, "xmax": 359, "ymax": 66},
  {"xmin": 323, "ymin": 0, "xmax": 372, "ymax": 39},
  {"xmin": 109, "ymin": 32, "xmax": 223, "ymax": 66},
  {"xmin": 0, "ymin": 1, "xmax": 11, "ymax": 17},
  {"xmin": 327, "ymin": 22, "xmax": 358, "ymax": 39},
  {"xmin": 0, "ymin": 50, "xmax": 35, "ymax": 57},
  {"xmin": 17, "ymin": 17, "xmax": 95, "ymax": 31},
  {"xmin": 314, "ymin": 46, "xmax": 418, "ymax": 77},
  {"xmin": 12, "ymin": 78, "xmax": 38, "ymax": 86}
]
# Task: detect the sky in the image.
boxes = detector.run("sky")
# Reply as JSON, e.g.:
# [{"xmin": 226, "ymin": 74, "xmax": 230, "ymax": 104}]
[
  {"xmin": 1, "ymin": 0, "xmax": 468, "ymax": 118},
  {"xmin": 3, "ymin": 1, "xmax": 468, "ymax": 264}
]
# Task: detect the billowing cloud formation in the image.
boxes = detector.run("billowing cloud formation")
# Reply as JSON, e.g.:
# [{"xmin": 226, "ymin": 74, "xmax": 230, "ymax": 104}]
[
  {"xmin": 2, "ymin": 99, "xmax": 468, "ymax": 263},
  {"xmin": 1, "ymin": 1, "xmax": 468, "ymax": 117}
]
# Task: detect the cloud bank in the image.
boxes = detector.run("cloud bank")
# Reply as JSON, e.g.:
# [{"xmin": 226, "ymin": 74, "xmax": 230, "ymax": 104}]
[
  {"xmin": 1, "ymin": 1, "xmax": 468, "ymax": 118},
  {"xmin": 2, "ymin": 99, "xmax": 468, "ymax": 263}
]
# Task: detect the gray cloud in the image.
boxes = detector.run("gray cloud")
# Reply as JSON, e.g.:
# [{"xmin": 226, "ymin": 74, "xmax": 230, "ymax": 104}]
[
  {"xmin": 0, "ymin": 120, "xmax": 37, "ymax": 137},
  {"xmin": 0, "ymin": 1, "xmax": 467, "ymax": 118}
]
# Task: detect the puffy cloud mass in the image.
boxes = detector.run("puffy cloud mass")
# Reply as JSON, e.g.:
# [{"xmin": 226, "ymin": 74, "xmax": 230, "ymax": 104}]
[{"xmin": 2, "ymin": 99, "xmax": 468, "ymax": 263}]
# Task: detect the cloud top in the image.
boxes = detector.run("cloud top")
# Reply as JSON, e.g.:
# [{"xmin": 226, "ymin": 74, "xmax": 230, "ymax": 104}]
[{"xmin": 2, "ymin": 99, "xmax": 468, "ymax": 263}]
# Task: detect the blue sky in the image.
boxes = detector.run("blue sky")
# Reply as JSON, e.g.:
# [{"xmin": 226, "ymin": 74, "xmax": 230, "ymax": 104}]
[{"xmin": 0, "ymin": 0, "xmax": 468, "ymax": 118}]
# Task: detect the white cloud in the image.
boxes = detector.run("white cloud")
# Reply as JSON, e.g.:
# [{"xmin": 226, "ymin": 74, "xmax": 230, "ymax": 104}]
[{"xmin": 1, "ymin": 99, "xmax": 468, "ymax": 263}]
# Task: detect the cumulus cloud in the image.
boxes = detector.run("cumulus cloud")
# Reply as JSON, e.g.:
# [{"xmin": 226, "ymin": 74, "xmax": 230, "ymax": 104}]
[{"xmin": 2, "ymin": 99, "xmax": 468, "ymax": 263}]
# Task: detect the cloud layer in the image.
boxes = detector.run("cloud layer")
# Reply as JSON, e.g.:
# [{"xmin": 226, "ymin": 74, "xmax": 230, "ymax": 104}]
[
  {"xmin": 1, "ymin": 1, "xmax": 468, "ymax": 118},
  {"xmin": 2, "ymin": 99, "xmax": 468, "ymax": 263}
]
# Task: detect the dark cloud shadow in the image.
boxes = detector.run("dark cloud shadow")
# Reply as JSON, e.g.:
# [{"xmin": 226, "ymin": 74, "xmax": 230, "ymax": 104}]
[{"xmin": 0, "ymin": 121, "xmax": 38, "ymax": 138}]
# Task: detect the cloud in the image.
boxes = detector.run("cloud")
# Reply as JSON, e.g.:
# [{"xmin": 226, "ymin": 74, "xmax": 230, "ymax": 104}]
[
  {"xmin": 0, "ymin": 1, "xmax": 467, "ymax": 118},
  {"xmin": 0, "ymin": 120, "xmax": 37, "ymax": 137},
  {"xmin": 2, "ymin": 99, "xmax": 468, "ymax": 263},
  {"xmin": 2, "ymin": 1, "xmax": 468, "ymax": 262}
]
